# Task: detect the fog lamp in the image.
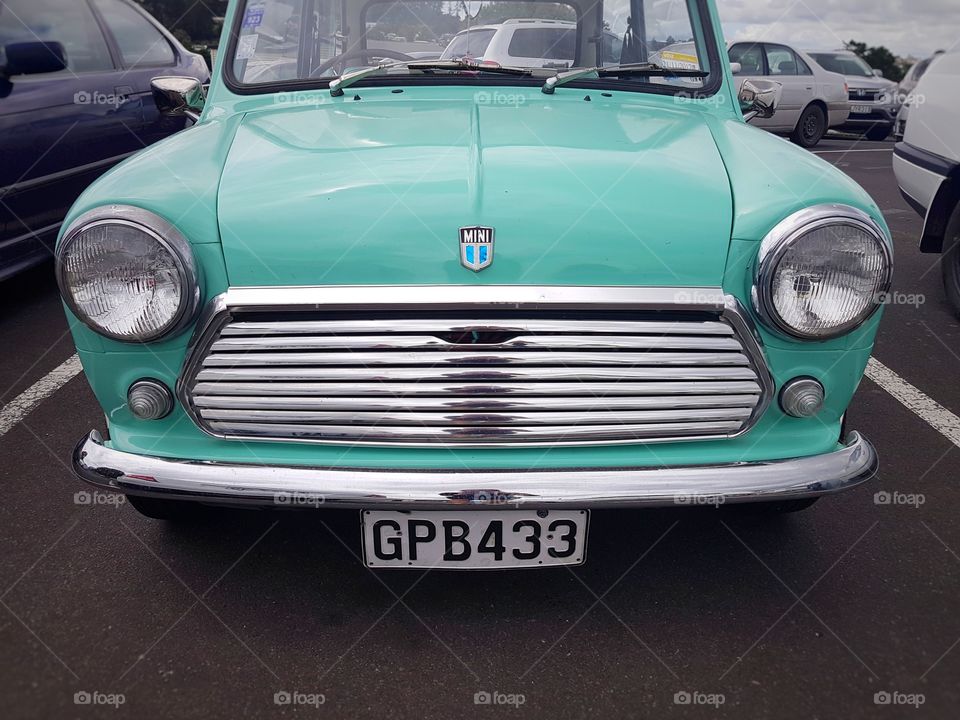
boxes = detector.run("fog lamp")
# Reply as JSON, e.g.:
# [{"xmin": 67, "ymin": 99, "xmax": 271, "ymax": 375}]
[
  {"xmin": 128, "ymin": 380, "xmax": 174, "ymax": 420},
  {"xmin": 780, "ymin": 378, "xmax": 825, "ymax": 418}
]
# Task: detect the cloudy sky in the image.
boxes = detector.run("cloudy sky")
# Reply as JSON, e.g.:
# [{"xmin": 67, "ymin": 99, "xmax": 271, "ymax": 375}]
[{"xmin": 717, "ymin": 0, "xmax": 959, "ymax": 59}]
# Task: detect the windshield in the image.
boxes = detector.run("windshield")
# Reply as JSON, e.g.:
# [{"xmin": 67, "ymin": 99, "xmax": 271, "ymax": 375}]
[
  {"xmin": 229, "ymin": 0, "xmax": 712, "ymax": 92},
  {"xmin": 809, "ymin": 52, "xmax": 874, "ymax": 77}
]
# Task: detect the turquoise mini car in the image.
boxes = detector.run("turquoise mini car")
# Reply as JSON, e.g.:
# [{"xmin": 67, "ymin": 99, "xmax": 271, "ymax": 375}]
[{"xmin": 61, "ymin": 0, "xmax": 891, "ymax": 569}]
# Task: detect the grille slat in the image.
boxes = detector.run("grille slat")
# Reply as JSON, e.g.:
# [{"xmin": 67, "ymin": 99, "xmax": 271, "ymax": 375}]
[
  {"xmin": 191, "ymin": 380, "xmax": 764, "ymax": 397},
  {"xmin": 211, "ymin": 334, "xmax": 744, "ymax": 351},
  {"xmin": 198, "ymin": 407, "xmax": 754, "ymax": 425},
  {"xmin": 201, "ymin": 350, "xmax": 752, "ymax": 368},
  {"xmin": 183, "ymin": 307, "xmax": 769, "ymax": 447},
  {"xmin": 192, "ymin": 394, "xmax": 761, "ymax": 412},
  {"xmin": 203, "ymin": 420, "xmax": 747, "ymax": 443}
]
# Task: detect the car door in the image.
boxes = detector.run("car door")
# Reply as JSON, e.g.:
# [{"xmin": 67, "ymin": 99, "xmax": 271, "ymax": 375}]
[
  {"xmin": 728, "ymin": 42, "xmax": 784, "ymax": 131},
  {"xmin": 88, "ymin": 0, "xmax": 193, "ymax": 148},
  {"xmin": 762, "ymin": 43, "xmax": 811, "ymax": 131},
  {"xmin": 0, "ymin": 0, "xmax": 143, "ymax": 273}
]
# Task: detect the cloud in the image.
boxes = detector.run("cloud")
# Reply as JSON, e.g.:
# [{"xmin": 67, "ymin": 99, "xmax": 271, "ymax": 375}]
[{"xmin": 716, "ymin": 0, "xmax": 960, "ymax": 58}]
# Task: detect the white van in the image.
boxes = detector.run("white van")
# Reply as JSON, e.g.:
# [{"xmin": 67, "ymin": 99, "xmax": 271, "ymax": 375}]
[{"xmin": 893, "ymin": 52, "xmax": 960, "ymax": 314}]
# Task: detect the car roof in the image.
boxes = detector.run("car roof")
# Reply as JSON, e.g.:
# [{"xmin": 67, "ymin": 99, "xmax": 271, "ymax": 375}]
[{"xmin": 452, "ymin": 18, "xmax": 575, "ymax": 34}]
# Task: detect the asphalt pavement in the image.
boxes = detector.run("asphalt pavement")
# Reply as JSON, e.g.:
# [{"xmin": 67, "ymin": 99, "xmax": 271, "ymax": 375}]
[{"xmin": 2, "ymin": 135, "xmax": 959, "ymax": 719}]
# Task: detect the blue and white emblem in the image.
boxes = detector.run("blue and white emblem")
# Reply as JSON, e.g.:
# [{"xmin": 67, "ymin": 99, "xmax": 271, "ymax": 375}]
[{"xmin": 459, "ymin": 226, "xmax": 494, "ymax": 272}]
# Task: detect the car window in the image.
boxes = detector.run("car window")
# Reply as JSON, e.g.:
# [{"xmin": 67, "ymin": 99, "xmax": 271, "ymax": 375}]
[
  {"xmin": 440, "ymin": 29, "xmax": 496, "ymax": 61},
  {"xmin": 765, "ymin": 44, "xmax": 798, "ymax": 76},
  {"xmin": 506, "ymin": 27, "xmax": 576, "ymax": 64},
  {"xmin": 728, "ymin": 43, "xmax": 764, "ymax": 75},
  {"xmin": 796, "ymin": 55, "xmax": 813, "ymax": 75},
  {"xmin": 91, "ymin": 0, "xmax": 176, "ymax": 67},
  {"xmin": 601, "ymin": 32, "xmax": 621, "ymax": 65},
  {"xmin": 0, "ymin": 0, "xmax": 113, "ymax": 74}
]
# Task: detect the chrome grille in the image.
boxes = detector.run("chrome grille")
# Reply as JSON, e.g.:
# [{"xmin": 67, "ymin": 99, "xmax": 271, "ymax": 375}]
[{"xmin": 180, "ymin": 288, "xmax": 772, "ymax": 447}]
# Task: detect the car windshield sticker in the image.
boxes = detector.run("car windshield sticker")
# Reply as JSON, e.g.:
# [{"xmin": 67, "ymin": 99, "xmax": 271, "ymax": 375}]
[
  {"xmin": 242, "ymin": 3, "xmax": 265, "ymax": 29},
  {"xmin": 237, "ymin": 34, "xmax": 259, "ymax": 60}
]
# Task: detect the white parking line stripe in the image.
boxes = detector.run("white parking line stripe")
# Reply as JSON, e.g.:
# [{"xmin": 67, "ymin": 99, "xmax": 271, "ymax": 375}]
[
  {"xmin": 865, "ymin": 357, "xmax": 960, "ymax": 449},
  {"xmin": 0, "ymin": 355, "xmax": 82, "ymax": 437}
]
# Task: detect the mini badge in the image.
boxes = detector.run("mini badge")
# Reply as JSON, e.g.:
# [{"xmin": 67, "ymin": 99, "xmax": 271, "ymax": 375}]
[{"xmin": 459, "ymin": 226, "xmax": 494, "ymax": 272}]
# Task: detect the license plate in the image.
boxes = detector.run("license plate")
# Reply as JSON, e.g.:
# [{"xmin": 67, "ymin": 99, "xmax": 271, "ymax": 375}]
[
  {"xmin": 851, "ymin": 104, "xmax": 873, "ymax": 114},
  {"xmin": 361, "ymin": 510, "xmax": 589, "ymax": 569}
]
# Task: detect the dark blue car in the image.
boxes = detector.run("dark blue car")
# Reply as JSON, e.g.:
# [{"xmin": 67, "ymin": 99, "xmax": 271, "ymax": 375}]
[{"xmin": 0, "ymin": 0, "xmax": 209, "ymax": 280}]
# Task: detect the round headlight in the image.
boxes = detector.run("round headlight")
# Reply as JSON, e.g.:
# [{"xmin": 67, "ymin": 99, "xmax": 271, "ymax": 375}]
[
  {"xmin": 754, "ymin": 205, "xmax": 892, "ymax": 340},
  {"xmin": 56, "ymin": 206, "xmax": 200, "ymax": 342}
]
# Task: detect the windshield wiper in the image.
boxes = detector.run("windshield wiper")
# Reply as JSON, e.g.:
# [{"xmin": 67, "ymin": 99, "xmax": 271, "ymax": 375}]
[
  {"xmin": 542, "ymin": 63, "xmax": 708, "ymax": 94},
  {"xmin": 330, "ymin": 59, "xmax": 533, "ymax": 96}
]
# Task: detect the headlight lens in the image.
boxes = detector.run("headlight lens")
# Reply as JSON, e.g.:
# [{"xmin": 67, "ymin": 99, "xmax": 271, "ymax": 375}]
[
  {"xmin": 57, "ymin": 207, "xmax": 199, "ymax": 342},
  {"xmin": 755, "ymin": 205, "xmax": 892, "ymax": 340}
]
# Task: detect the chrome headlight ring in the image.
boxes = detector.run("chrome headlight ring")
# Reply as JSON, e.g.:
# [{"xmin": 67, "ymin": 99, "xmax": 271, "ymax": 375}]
[
  {"xmin": 753, "ymin": 204, "xmax": 893, "ymax": 341},
  {"xmin": 56, "ymin": 205, "xmax": 201, "ymax": 343}
]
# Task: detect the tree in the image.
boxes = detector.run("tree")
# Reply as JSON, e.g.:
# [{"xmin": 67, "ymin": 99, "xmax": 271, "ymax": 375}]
[{"xmin": 844, "ymin": 40, "xmax": 905, "ymax": 82}]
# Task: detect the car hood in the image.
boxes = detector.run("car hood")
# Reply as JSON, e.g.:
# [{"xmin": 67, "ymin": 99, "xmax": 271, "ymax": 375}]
[
  {"xmin": 217, "ymin": 92, "xmax": 734, "ymax": 287},
  {"xmin": 844, "ymin": 76, "xmax": 897, "ymax": 92}
]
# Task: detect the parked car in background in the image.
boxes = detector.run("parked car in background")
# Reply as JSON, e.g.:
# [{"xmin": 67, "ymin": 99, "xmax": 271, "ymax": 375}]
[
  {"xmin": 440, "ymin": 19, "xmax": 622, "ymax": 68},
  {"xmin": 893, "ymin": 51, "xmax": 960, "ymax": 316},
  {"xmin": 0, "ymin": 0, "xmax": 209, "ymax": 281},
  {"xmin": 728, "ymin": 41, "xmax": 849, "ymax": 147},
  {"xmin": 807, "ymin": 50, "xmax": 899, "ymax": 141},
  {"xmin": 63, "ymin": 0, "xmax": 889, "ymax": 566},
  {"xmin": 899, "ymin": 50, "xmax": 946, "ymax": 99}
]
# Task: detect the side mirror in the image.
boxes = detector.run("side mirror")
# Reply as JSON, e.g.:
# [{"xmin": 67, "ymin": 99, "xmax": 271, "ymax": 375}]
[
  {"xmin": 739, "ymin": 79, "xmax": 781, "ymax": 122},
  {"xmin": 730, "ymin": 62, "xmax": 742, "ymax": 75},
  {"xmin": 872, "ymin": 68, "xmax": 883, "ymax": 78},
  {"xmin": 151, "ymin": 76, "xmax": 205, "ymax": 122},
  {"xmin": 1, "ymin": 41, "xmax": 66, "ymax": 78}
]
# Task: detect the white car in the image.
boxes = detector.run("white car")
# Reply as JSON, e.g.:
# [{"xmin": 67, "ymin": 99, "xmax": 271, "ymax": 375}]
[
  {"xmin": 440, "ymin": 18, "xmax": 621, "ymax": 69},
  {"xmin": 728, "ymin": 41, "xmax": 850, "ymax": 148},
  {"xmin": 892, "ymin": 51, "xmax": 960, "ymax": 315}
]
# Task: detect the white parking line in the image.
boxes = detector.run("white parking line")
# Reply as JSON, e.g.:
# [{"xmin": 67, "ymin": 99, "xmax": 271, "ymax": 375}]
[
  {"xmin": 0, "ymin": 355, "xmax": 82, "ymax": 437},
  {"xmin": 865, "ymin": 357, "xmax": 960, "ymax": 448}
]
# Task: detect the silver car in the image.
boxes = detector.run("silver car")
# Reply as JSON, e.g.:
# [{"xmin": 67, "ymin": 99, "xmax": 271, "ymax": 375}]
[
  {"xmin": 807, "ymin": 51, "xmax": 899, "ymax": 141},
  {"xmin": 728, "ymin": 41, "xmax": 849, "ymax": 148}
]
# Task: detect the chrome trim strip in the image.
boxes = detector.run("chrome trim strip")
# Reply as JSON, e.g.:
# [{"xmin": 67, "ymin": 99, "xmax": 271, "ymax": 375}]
[
  {"xmin": 220, "ymin": 285, "xmax": 728, "ymax": 312},
  {"xmin": 73, "ymin": 431, "xmax": 879, "ymax": 509},
  {"xmin": 176, "ymin": 287, "xmax": 773, "ymax": 448},
  {"xmin": 221, "ymin": 319, "xmax": 737, "ymax": 337}
]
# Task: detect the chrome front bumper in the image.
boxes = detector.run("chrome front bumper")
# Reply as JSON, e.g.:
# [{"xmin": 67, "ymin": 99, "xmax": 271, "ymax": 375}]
[{"xmin": 73, "ymin": 430, "xmax": 878, "ymax": 509}]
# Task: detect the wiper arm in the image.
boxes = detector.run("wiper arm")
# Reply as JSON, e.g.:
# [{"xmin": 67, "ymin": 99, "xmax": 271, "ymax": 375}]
[
  {"xmin": 330, "ymin": 59, "xmax": 533, "ymax": 97},
  {"xmin": 542, "ymin": 63, "xmax": 708, "ymax": 94}
]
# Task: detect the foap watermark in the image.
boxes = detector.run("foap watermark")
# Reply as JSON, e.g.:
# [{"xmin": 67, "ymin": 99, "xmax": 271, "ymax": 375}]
[
  {"xmin": 74, "ymin": 490, "xmax": 125, "ymax": 508},
  {"xmin": 674, "ymin": 492, "xmax": 726, "ymax": 508},
  {"xmin": 274, "ymin": 91, "xmax": 323, "ymax": 107},
  {"xmin": 475, "ymin": 90, "xmax": 527, "ymax": 107},
  {"xmin": 74, "ymin": 90, "xmax": 127, "ymax": 108},
  {"xmin": 273, "ymin": 491, "xmax": 326, "ymax": 508},
  {"xmin": 274, "ymin": 690, "xmax": 326, "ymax": 707},
  {"xmin": 474, "ymin": 690, "xmax": 526, "ymax": 708},
  {"xmin": 674, "ymin": 690, "xmax": 725, "ymax": 708},
  {"xmin": 874, "ymin": 491, "xmax": 925, "ymax": 508},
  {"xmin": 874, "ymin": 690, "xmax": 925, "ymax": 708},
  {"xmin": 74, "ymin": 691, "xmax": 126, "ymax": 708},
  {"xmin": 874, "ymin": 291, "xmax": 925, "ymax": 308},
  {"xmin": 672, "ymin": 289, "xmax": 724, "ymax": 306}
]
